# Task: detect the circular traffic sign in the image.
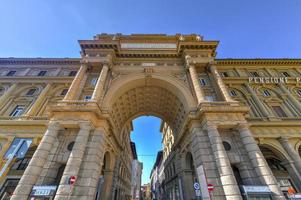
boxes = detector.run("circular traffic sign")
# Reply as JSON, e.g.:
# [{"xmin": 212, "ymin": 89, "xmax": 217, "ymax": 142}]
[
  {"xmin": 207, "ymin": 183, "xmax": 214, "ymax": 192},
  {"xmin": 69, "ymin": 175, "xmax": 76, "ymax": 186},
  {"xmin": 194, "ymin": 182, "xmax": 200, "ymax": 190}
]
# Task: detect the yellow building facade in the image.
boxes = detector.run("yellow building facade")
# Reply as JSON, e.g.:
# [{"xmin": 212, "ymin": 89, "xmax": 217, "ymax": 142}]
[{"xmin": 0, "ymin": 34, "xmax": 300, "ymax": 200}]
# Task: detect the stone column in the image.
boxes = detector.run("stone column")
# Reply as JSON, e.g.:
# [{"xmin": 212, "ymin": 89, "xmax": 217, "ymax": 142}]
[
  {"xmin": 0, "ymin": 83, "xmax": 18, "ymax": 107},
  {"xmin": 282, "ymin": 160, "xmax": 301, "ymax": 191},
  {"xmin": 206, "ymin": 124, "xmax": 242, "ymax": 200},
  {"xmin": 210, "ymin": 65, "xmax": 233, "ymax": 102},
  {"xmin": 245, "ymin": 84, "xmax": 272, "ymax": 118},
  {"xmin": 73, "ymin": 127, "xmax": 107, "ymax": 199},
  {"xmin": 186, "ymin": 63, "xmax": 205, "ymax": 104},
  {"xmin": 278, "ymin": 137, "xmax": 301, "ymax": 174},
  {"xmin": 11, "ymin": 121, "xmax": 60, "ymax": 200},
  {"xmin": 63, "ymin": 64, "xmax": 87, "ymax": 101},
  {"xmin": 54, "ymin": 122, "xmax": 92, "ymax": 199},
  {"xmin": 100, "ymin": 170, "xmax": 114, "ymax": 200},
  {"xmin": 91, "ymin": 64, "xmax": 109, "ymax": 102},
  {"xmin": 238, "ymin": 124, "xmax": 285, "ymax": 199},
  {"xmin": 25, "ymin": 83, "xmax": 52, "ymax": 117},
  {"xmin": 279, "ymin": 84, "xmax": 301, "ymax": 114}
]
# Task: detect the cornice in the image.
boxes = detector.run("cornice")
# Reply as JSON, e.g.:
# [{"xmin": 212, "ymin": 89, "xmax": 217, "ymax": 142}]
[
  {"xmin": 216, "ymin": 59, "xmax": 301, "ymax": 66},
  {"xmin": 0, "ymin": 58, "xmax": 81, "ymax": 65}
]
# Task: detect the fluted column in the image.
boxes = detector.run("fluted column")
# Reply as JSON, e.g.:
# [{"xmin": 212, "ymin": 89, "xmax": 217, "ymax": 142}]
[
  {"xmin": 11, "ymin": 121, "xmax": 60, "ymax": 200},
  {"xmin": 210, "ymin": 65, "xmax": 234, "ymax": 102},
  {"xmin": 279, "ymin": 84, "xmax": 301, "ymax": 114},
  {"xmin": 278, "ymin": 137, "xmax": 301, "ymax": 174},
  {"xmin": 91, "ymin": 64, "xmax": 109, "ymax": 102},
  {"xmin": 63, "ymin": 64, "xmax": 87, "ymax": 101},
  {"xmin": 185, "ymin": 57, "xmax": 205, "ymax": 104},
  {"xmin": 54, "ymin": 122, "xmax": 92, "ymax": 199},
  {"xmin": 73, "ymin": 127, "xmax": 107, "ymax": 199},
  {"xmin": 25, "ymin": 83, "xmax": 52, "ymax": 117},
  {"xmin": 238, "ymin": 124, "xmax": 285, "ymax": 199},
  {"xmin": 0, "ymin": 83, "xmax": 18, "ymax": 108},
  {"xmin": 245, "ymin": 84, "xmax": 272, "ymax": 118},
  {"xmin": 206, "ymin": 124, "xmax": 242, "ymax": 200}
]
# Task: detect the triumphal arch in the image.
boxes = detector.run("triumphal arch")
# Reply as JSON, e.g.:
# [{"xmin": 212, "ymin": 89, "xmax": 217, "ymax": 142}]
[{"xmin": 0, "ymin": 34, "xmax": 301, "ymax": 200}]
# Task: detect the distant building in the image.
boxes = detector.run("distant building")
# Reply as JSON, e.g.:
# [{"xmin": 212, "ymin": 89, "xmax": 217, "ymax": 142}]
[
  {"xmin": 150, "ymin": 151, "xmax": 163, "ymax": 200},
  {"xmin": 130, "ymin": 142, "xmax": 143, "ymax": 200},
  {"xmin": 141, "ymin": 183, "xmax": 151, "ymax": 200}
]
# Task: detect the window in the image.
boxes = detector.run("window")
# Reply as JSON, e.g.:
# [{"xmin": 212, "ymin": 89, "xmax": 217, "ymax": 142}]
[
  {"xmin": 205, "ymin": 96, "xmax": 214, "ymax": 102},
  {"xmin": 84, "ymin": 95, "xmax": 92, "ymax": 101},
  {"xmin": 220, "ymin": 72, "xmax": 229, "ymax": 77},
  {"xmin": 67, "ymin": 141, "xmax": 75, "ymax": 151},
  {"xmin": 263, "ymin": 89, "xmax": 271, "ymax": 97},
  {"xmin": 6, "ymin": 71, "xmax": 16, "ymax": 76},
  {"xmin": 249, "ymin": 71, "xmax": 259, "ymax": 77},
  {"xmin": 229, "ymin": 90, "xmax": 237, "ymax": 96},
  {"xmin": 272, "ymin": 106, "xmax": 287, "ymax": 117},
  {"xmin": 0, "ymin": 87, "xmax": 4, "ymax": 95},
  {"xmin": 26, "ymin": 88, "xmax": 37, "ymax": 96},
  {"xmin": 69, "ymin": 71, "xmax": 77, "ymax": 76},
  {"xmin": 199, "ymin": 78, "xmax": 206, "ymax": 86},
  {"xmin": 91, "ymin": 78, "xmax": 98, "ymax": 86},
  {"xmin": 60, "ymin": 89, "xmax": 68, "ymax": 96},
  {"xmin": 281, "ymin": 72, "xmax": 290, "ymax": 77},
  {"xmin": 4, "ymin": 138, "xmax": 32, "ymax": 159},
  {"xmin": 296, "ymin": 90, "xmax": 301, "ymax": 97},
  {"xmin": 223, "ymin": 141, "xmax": 231, "ymax": 151},
  {"xmin": 10, "ymin": 106, "xmax": 25, "ymax": 117},
  {"xmin": 0, "ymin": 179, "xmax": 19, "ymax": 199},
  {"xmin": 37, "ymin": 70, "xmax": 47, "ymax": 76}
]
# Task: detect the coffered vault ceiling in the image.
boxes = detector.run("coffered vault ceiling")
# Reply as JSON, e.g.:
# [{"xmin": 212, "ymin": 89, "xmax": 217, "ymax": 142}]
[{"xmin": 110, "ymin": 86, "xmax": 186, "ymax": 135}]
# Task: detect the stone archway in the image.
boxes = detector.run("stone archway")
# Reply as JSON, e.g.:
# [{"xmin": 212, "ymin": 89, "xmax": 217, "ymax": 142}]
[{"xmin": 259, "ymin": 144, "xmax": 301, "ymax": 193}]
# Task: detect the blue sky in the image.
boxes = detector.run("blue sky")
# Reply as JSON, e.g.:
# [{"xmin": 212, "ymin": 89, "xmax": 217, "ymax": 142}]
[{"xmin": 1, "ymin": 0, "xmax": 301, "ymax": 185}]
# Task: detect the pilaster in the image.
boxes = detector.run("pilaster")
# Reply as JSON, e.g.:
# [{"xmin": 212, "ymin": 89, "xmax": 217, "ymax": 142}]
[
  {"xmin": 185, "ymin": 56, "xmax": 205, "ymax": 104},
  {"xmin": 11, "ymin": 121, "xmax": 60, "ymax": 200},
  {"xmin": 237, "ymin": 124, "xmax": 285, "ymax": 199},
  {"xmin": 63, "ymin": 64, "xmax": 87, "ymax": 101}
]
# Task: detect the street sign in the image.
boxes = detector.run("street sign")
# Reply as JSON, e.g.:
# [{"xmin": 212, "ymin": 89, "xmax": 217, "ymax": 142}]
[
  {"xmin": 31, "ymin": 185, "xmax": 57, "ymax": 196},
  {"xmin": 207, "ymin": 184, "xmax": 214, "ymax": 192},
  {"xmin": 69, "ymin": 176, "xmax": 76, "ymax": 186},
  {"xmin": 194, "ymin": 182, "xmax": 200, "ymax": 190}
]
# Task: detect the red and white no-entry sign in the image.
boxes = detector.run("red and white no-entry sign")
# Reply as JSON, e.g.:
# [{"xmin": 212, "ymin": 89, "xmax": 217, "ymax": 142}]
[
  {"xmin": 69, "ymin": 176, "xmax": 76, "ymax": 186},
  {"xmin": 207, "ymin": 184, "xmax": 214, "ymax": 192}
]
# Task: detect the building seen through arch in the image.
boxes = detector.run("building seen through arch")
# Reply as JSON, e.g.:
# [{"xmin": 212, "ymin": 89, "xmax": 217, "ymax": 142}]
[{"xmin": 0, "ymin": 34, "xmax": 301, "ymax": 199}]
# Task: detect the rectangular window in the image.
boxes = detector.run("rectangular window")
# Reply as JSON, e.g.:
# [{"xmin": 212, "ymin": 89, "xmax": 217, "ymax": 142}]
[
  {"xmin": 249, "ymin": 71, "xmax": 259, "ymax": 77},
  {"xmin": 10, "ymin": 106, "xmax": 25, "ymax": 117},
  {"xmin": 4, "ymin": 138, "xmax": 32, "ymax": 159},
  {"xmin": 37, "ymin": 70, "xmax": 47, "ymax": 76},
  {"xmin": 26, "ymin": 89, "xmax": 37, "ymax": 96},
  {"xmin": 281, "ymin": 72, "xmax": 290, "ymax": 77},
  {"xmin": 91, "ymin": 78, "xmax": 98, "ymax": 86},
  {"xmin": 229, "ymin": 90, "xmax": 237, "ymax": 96},
  {"xmin": 84, "ymin": 95, "xmax": 92, "ymax": 101},
  {"xmin": 272, "ymin": 106, "xmax": 287, "ymax": 117},
  {"xmin": 69, "ymin": 71, "xmax": 77, "ymax": 76},
  {"xmin": 220, "ymin": 72, "xmax": 229, "ymax": 77},
  {"xmin": 6, "ymin": 71, "xmax": 16, "ymax": 76},
  {"xmin": 60, "ymin": 89, "xmax": 68, "ymax": 96},
  {"xmin": 199, "ymin": 78, "xmax": 206, "ymax": 86},
  {"xmin": 205, "ymin": 96, "xmax": 214, "ymax": 102},
  {"xmin": 0, "ymin": 179, "xmax": 19, "ymax": 199}
]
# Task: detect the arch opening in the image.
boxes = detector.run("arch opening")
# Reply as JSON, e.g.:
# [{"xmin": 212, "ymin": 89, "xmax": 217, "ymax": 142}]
[{"xmin": 105, "ymin": 77, "xmax": 192, "ymax": 136}]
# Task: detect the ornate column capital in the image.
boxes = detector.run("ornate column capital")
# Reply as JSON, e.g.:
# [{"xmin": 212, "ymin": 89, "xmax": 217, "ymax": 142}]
[
  {"xmin": 48, "ymin": 121, "xmax": 60, "ymax": 131},
  {"xmin": 79, "ymin": 121, "xmax": 93, "ymax": 130},
  {"xmin": 204, "ymin": 124, "xmax": 218, "ymax": 131},
  {"xmin": 278, "ymin": 136, "xmax": 289, "ymax": 143},
  {"xmin": 237, "ymin": 123, "xmax": 250, "ymax": 131}
]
